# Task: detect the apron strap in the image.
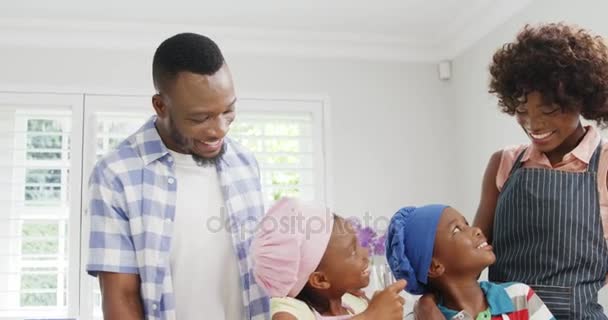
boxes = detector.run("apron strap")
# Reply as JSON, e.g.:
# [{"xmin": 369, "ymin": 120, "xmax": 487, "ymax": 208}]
[
  {"xmin": 586, "ymin": 140, "xmax": 603, "ymax": 173},
  {"xmin": 507, "ymin": 148, "xmax": 527, "ymax": 176}
]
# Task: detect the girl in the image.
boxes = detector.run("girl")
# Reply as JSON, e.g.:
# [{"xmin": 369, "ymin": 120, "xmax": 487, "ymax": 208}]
[{"xmin": 252, "ymin": 197, "xmax": 406, "ymax": 319}]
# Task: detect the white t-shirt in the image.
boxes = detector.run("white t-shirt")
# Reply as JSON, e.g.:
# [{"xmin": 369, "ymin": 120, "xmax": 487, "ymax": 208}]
[{"xmin": 168, "ymin": 150, "xmax": 244, "ymax": 319}]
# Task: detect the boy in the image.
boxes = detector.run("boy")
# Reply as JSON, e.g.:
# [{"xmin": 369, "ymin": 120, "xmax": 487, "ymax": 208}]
[{"xmin": 386, "ymin": 205, "xmax": 554, "ymax": 319}]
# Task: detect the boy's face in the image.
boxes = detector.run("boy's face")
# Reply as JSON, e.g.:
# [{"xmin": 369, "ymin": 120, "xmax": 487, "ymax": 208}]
[{"xmin": 431, "ymin": 208, "xmax": 496, "ymax": 277}]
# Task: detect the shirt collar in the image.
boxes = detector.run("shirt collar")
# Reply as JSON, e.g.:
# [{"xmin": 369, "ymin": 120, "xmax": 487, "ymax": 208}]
[
  {"xmin": 522, "ymin": 126, "xmax": 600, "ymax": 165},
  {"xmin": 132, "ymin": 116, "xmax": 171, "ymax": 166},
  {"xmin": 437, "ymin": 281, "xmax": 515, "ymax": 318}
]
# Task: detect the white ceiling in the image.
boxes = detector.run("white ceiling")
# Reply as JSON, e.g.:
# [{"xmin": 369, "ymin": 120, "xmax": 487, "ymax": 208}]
[{"xmin": 0, "ymin": 0, "xmax": 532, "ymax": 62}]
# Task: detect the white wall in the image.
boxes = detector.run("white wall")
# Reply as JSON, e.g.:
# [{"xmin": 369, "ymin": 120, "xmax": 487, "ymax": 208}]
[
  {"xmin": 0, "ymin": 46, "xmax": 454, "ymax": 223},
  {"xmin": 229, "ymin": 56, "xmax": 455, "ymax": 222},
  {"xmin": 448, "ymin": 0, "xmax": 608, "ymax": 307}
]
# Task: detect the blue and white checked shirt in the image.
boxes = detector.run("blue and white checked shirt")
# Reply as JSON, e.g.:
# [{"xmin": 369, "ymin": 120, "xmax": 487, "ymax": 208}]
[{"xmin": 86, "ymin": 116, "xmax": 270, "ymax": 319}]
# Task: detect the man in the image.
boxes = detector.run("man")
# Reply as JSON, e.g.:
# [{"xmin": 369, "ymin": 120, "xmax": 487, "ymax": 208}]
[{"xmin": 86, "ymin": 32, "xmax": 269, "ymax": 320}]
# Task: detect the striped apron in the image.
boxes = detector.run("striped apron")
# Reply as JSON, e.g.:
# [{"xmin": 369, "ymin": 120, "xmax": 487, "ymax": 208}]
[{"xmin": 489, "ymin": 145, "xmax": 608, "ymax": 319}]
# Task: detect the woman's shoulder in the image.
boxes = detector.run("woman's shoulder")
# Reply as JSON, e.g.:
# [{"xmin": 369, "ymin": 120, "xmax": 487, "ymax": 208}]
[{"xmin": 495, "ymin": 144, "xmax": 528, "ymax": 190}]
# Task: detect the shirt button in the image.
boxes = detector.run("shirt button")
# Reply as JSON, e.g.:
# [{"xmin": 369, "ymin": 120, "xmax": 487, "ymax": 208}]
[
  {"xmin": 167, "ymin": 156, "xmax": 173, "ymax": 163},
  {"xmin": 168, "ymin": 177, "xmax": 175, "ymax": 184},
  {"xmin": 152, "ymin": 303, "xmax": 158, "ymax": 310}
]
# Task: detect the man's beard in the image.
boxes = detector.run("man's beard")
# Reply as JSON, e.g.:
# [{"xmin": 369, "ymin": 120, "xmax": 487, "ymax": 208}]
[
  {"xmin": 169, "ymin": 117, "xmax": 227, "ymax": 167},
  {"xmin": 191, "ymin": 144, "xmax": 226, "ymax": 167}
]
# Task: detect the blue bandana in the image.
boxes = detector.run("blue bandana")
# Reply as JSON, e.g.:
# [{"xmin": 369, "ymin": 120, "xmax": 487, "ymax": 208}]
[{"xmin": 385, "ymin": 204, "xmax": 448, "ymax": 294}]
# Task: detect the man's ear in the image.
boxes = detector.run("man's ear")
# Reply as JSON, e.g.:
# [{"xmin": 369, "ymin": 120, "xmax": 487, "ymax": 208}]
[
  {"xmin": 152, "ymin": 94, "xmax": 169, "ymax": 119},
  {"xmin": 308, "ymin": 271, "xmax": 331, "ymax": 290},
  {"xmin": 427, "ymin": 258, "xmax": 445, "ymax": 279}
]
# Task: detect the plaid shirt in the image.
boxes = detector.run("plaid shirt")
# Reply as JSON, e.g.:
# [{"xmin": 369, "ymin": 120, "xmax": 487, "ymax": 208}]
[{"xmin": 86, "ymin": 116, "xmax": 270, "ymax": 319}]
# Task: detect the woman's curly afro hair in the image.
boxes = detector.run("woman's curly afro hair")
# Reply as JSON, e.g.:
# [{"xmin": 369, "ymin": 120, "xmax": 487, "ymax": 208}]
[{"xmin": 489, "ymin": 23, "xmax": 608, "ymax": 127}]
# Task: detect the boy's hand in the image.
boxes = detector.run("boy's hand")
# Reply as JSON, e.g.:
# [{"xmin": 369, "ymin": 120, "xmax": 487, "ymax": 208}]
[
  {"xmin": 359, "ymin": 279, "xmax": 406, "ymax": 320},
  {"xmin": 415, "ymin": 293, "xmax": 445, "ymax": 320}
]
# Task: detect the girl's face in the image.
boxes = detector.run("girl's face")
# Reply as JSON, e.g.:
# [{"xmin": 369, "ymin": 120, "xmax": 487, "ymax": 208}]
[
  {"xmin": 315, "ymin": 217, "xmax": 371, "ymax": 292},
  {"xmin": 515, "ymin": 91, "xmax": 582, "ymax": 154}
]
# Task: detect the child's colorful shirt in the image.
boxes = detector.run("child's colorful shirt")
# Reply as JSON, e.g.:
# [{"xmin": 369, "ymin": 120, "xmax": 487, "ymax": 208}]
[{"xmin": 438, "ymin": 282, "xmax": 555, "ymax": 320}]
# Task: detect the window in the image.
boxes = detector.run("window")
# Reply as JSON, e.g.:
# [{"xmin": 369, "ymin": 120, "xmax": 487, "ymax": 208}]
[
  {"xmin": 0, "ymin": 92, "xmax": 327, "ymax": 319},
  {"xmin": 231, "ymin": 111, "xmax": 317, "ymax": 204},
  {"xmin": 0, "ymin": 93, "xmax": 83, "ymax": 319},
  {"xmin": 18, "ymin": 116, "xmax": 70, "ymax": 313}
]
